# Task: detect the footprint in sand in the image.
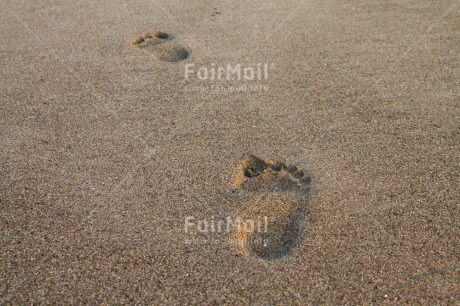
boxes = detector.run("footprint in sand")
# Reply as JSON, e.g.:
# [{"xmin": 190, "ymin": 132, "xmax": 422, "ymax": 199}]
[
  {"xmin": 234, "ymin": 154, "xmax": 311, "ymax": 260},
  {"xmin": 131, "ymin": 31, "xmax": 190, "ymax": 62}
]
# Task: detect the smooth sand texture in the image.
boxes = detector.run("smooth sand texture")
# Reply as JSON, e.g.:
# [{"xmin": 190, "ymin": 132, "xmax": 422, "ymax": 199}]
[{"xmin": 1, "ymin": 0, "xmax": 459, "ymax": 304}]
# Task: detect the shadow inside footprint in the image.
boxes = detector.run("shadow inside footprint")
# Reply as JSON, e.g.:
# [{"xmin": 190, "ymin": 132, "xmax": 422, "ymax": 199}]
[
  {"xmin": 234, "ymin": 154, "xmax": 311, "ymax": 260},
  {"xmin": 131, "ymin": 31, "xmax": 190, "ymax": 62}
]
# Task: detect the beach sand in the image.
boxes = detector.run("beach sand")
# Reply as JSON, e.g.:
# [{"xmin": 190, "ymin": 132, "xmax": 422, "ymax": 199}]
[{"xmin": 1, "ymin": 0, "xmax": 459, "ymax": 304}]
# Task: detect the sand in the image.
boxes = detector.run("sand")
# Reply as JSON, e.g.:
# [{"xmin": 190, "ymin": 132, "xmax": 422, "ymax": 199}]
[{"xmin": 1, "ymin": 0, "xmax": 459, "ymax": 304}]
